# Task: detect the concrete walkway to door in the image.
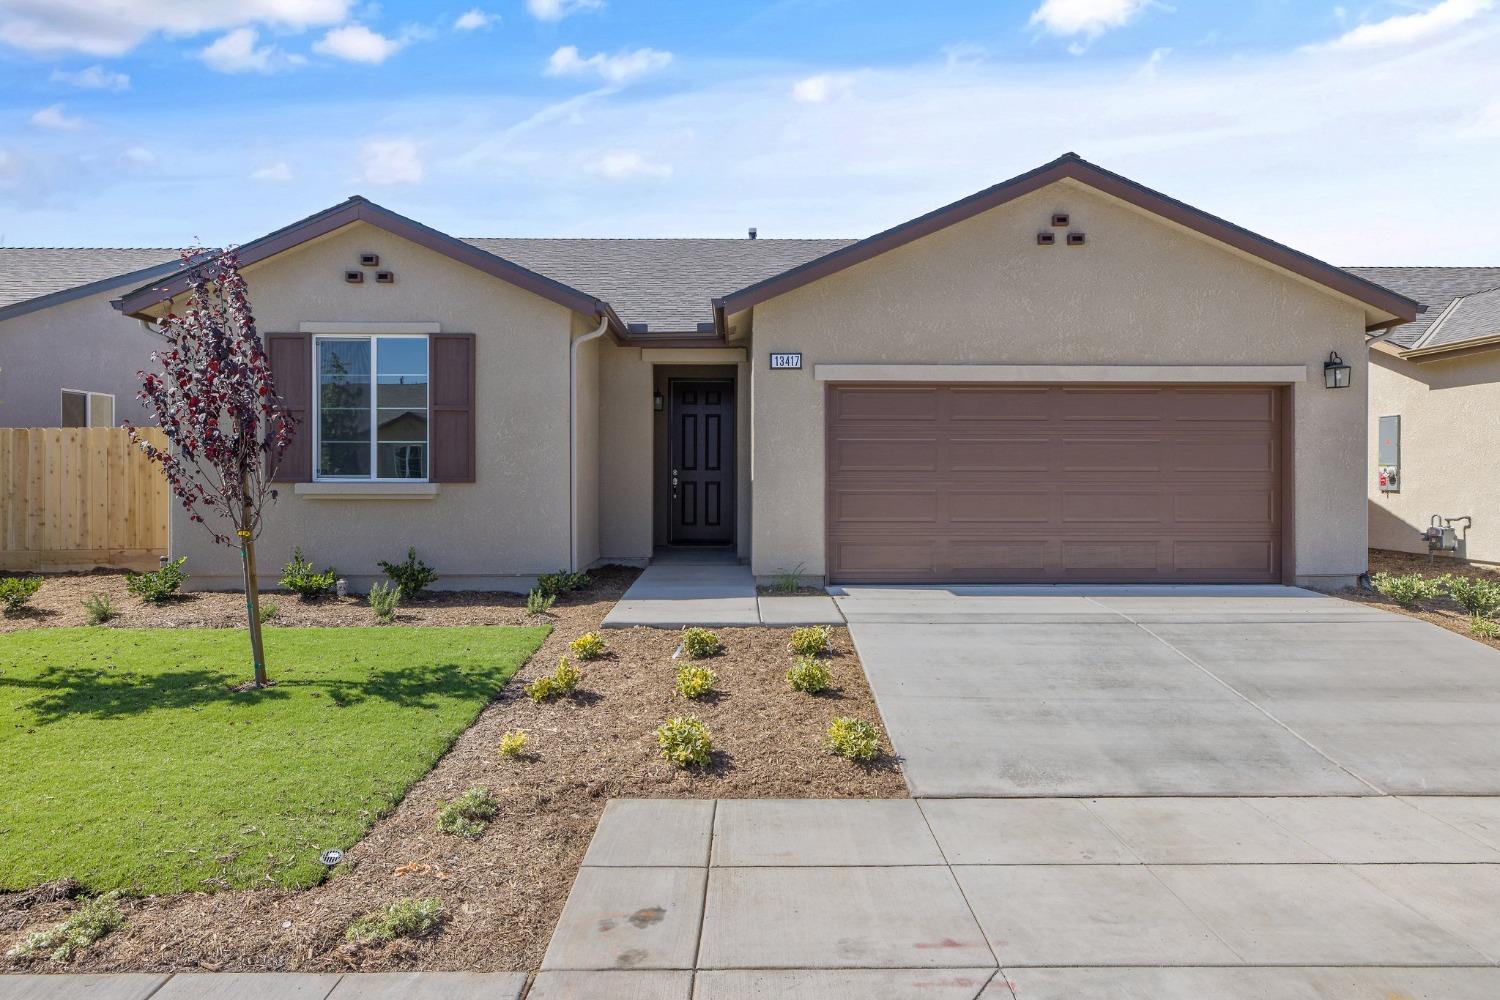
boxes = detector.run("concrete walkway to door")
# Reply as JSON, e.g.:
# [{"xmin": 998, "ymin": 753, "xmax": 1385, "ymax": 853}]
[
  {"xmin": 836, "ymin": 584, "xmax": 1500, "ymax": 798},
  {"xmin": 601, "ymin": 549, "xmax": 842, "ymax": 628}
]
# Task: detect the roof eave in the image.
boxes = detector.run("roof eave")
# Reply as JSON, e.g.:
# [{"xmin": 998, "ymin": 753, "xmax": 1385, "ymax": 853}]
[{"xmin": 0, "ymin": 257, "xmax": 183, "ymax": 324}]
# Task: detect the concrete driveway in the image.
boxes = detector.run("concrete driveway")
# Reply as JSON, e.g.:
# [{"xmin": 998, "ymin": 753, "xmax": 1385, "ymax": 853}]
[{"xmin": 835, "ymin": 585, "xmax": 1500, "ymax": 798}]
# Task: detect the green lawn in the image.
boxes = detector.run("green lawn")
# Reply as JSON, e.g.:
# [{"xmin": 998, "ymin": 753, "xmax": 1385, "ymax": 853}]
[{"xmin": 0, "ymin": 626, "xmax": 548, "ymax": 895}]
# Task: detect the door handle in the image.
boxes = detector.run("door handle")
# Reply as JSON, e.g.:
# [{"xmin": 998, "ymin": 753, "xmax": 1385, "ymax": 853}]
[{"xmin": 671, "ymin": 468, "xmax": 679, "ymax": 499}]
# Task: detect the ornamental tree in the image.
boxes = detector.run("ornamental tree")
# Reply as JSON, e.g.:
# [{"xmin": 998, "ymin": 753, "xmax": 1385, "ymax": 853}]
[{"xmin": 127, "ymin": 249, "xmax": 293, "ymax": 687}]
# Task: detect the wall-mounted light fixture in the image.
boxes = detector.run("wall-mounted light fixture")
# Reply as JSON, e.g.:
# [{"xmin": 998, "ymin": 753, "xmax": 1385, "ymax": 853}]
[
  {"xmin": 1323, "ymin": 351, "xmax": 1351, "ymax": 389},
  {"xmin": 653, "ymin": 390, "xmax": 665, "ymax": 412}
]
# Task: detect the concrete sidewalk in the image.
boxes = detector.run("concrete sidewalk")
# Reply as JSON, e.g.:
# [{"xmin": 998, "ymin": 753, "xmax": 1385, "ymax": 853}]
[
  {"xmin": 533, "ymin": 797, "xmax": 1500, "ymax": 999},
  {"xmin": 602, "ymin": 550, "xmax": 841, "ymax": 628},
  {"xmin": 0, "ymin": 972, "xmax": 527, "ymax": 1000}
]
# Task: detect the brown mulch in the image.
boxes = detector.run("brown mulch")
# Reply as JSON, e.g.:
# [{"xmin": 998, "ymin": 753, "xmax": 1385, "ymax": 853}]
[
  {"xmin": 0, "ymin": 568, "xmax": 627, "ymax": 633},
  {"xmin": 1336, "ymin": 548, "xmax": 1500, "ymax": 652},
  {"xmin": 0, "ymin": 568, "xmax": 905, "ymax": 975}
]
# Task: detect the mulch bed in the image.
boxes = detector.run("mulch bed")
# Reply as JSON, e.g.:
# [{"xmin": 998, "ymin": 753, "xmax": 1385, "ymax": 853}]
[
  {"xmin": 0, "ymin": 568, "xmax": 905, "ymax": 975},
  {"xmin": 1336, "ymin": 548, "xmax": 1500, "ymax": 653}
]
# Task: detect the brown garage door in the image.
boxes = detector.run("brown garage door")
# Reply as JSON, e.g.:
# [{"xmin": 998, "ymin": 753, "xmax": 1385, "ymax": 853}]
[{"xmin": 825, "ymin": 384, "xmax": 1284, "ymax": 584}]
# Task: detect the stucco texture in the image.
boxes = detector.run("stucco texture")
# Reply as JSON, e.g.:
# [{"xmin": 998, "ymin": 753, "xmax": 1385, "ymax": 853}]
[
  {"xmin": 745, "ymin": 179, "xmax": 1371, "ymax": 586},
  {"xmin": 0, "ymin": 285, "xmax": 163, "ymax": 428},
  {"xmin": 169, "ymin": 221, "xmax": 578, "ymax": 591},
  {"xmin": 1368, "ymin": 348, "xmax": 1500, "ymax": 564}
]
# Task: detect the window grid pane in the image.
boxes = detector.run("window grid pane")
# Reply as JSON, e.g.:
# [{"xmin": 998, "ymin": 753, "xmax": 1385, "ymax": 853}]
[{"xmin": 316, "ymin": 336, "xmax": 429, "ymax": 481}]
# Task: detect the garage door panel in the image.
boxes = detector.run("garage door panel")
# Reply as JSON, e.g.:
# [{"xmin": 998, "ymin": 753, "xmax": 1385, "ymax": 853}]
[{"xmin": 827, "ymin": 384, "xmax": 1282, "ymax": 584}]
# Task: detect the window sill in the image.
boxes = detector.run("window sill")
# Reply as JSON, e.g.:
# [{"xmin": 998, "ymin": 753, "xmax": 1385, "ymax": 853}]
[{"xmin": 293, "ymin": 482, "xmax": 441, "ymax": 500}]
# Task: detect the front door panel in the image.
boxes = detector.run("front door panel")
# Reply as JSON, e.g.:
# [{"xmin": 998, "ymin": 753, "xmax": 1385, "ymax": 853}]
[{"xmin": 671, "ymin": 380, "xmax": 735, "ymax": 544}]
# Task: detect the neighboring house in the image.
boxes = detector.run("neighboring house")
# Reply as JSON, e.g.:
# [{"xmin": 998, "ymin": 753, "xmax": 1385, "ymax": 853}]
[
  {"xmin": 24, "ymin": 153, "xmax": 1419, "ymax": 591},
  {"xmin": 0, "ymin": 248, "xmax": 179, "ymax": 428},
  {"xmin": 1351, "ymin": 267, "xmax": 1500, "ymax": 565}
]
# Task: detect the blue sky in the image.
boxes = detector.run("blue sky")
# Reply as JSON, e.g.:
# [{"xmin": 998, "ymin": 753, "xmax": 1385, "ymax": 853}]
[{"xmin": 1, "ymin": 0, "xmax": 1497, "ymax": 263}]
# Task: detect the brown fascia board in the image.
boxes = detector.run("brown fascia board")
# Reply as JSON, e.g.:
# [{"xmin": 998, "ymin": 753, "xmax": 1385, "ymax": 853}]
[
  {"xmin": 1401, "ymin": 332, "xmax": 1500, "ymax": 362},
  {"xmin": 115, "ymin": 196, "xmax": 627, "ymax": 338},
  {"xmin": 713, "ymin": 153, "xmax": 1421, "ymax": 331}
]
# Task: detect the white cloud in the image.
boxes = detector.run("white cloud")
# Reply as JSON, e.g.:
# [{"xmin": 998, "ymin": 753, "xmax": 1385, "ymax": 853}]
[
  {"xmin": 313, "ymin": 23, "xmax": 409, "ymax": 63},
  {"xmin": 454, "ymin": 8, "xmax": 494, "ymax": 30},
  {"xmin": 546, "ymin": 45, "xmax": 671, "ymax": 84},
  {"xmin": 590, "ymin": 150, "xmax": 671, "ymax": 179},
  {"xmin": 29, "ymin": 104, "xmax": 83, "ymax": 130},
  {"xmin": 0, "ymin": 0, "xmax": 352, "ymax": 56},
  {"xmin": 49, "ymin": 65, "xmax": 130, "ymax": 91},
  {"xmin": 1139, "ymin": 46, "xmax": 1171, "ymax": 77},
  {"xmin": 1321, "ymin": 0, "xmax": 1493, "ymax": 50},
  {"xmin": 791, "ymin": 72, "xmax": 855, "ymax": 103},
  {"xmin": 120, "ymin": 146, "xmax": 157, "ymax": 168},
  {"xmin": 1029, "ymin": 0, "xmax": 1155, "ymax": 42},
  {"xmin": 359, "ymin": 138, "xmax": 423, "ymax": 185},
  {"xmin": 526, "ymin": 0, "xmax": 602, "ymax": 22},
  {"xmin": 1458, "ymin": 99, "xmax": 1500, "ymax": 138},
  {"xmin": 199, "ymin": 27, "xmax": 303, "ymax": 73},
  {"xmin": 252, "ymin": 161, "xmax": 294, "ymax": 182}
]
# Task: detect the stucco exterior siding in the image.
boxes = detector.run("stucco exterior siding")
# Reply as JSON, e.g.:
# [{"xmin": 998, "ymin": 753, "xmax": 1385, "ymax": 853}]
[
  {"xmin": 0, "ymin": 285, "xmax": 163, "ymax": 428},
  {"xmin": 1368, "ymin": 348, "xmax": 1500, "ymax": 564},
  {"xmin": 746, "ymin": 181, "xmax": 1370, "ymax": 587},
  {"xmin": 169, "ymin": 221, "xmax": 576, "ymax": 592}
]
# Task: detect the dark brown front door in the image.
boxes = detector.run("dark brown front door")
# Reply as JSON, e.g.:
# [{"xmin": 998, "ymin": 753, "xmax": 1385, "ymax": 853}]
[
  {"xmin": 825, "ymin": 383, "xmax": 1284, "ymax": 584},
  {"xmin": 670, "ymin": 379, "xmax": 735, "ymax": 544}
]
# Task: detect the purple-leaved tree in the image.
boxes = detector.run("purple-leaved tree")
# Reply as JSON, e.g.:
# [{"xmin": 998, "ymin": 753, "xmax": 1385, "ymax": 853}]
[{"xmin": 127, "ymin": 250, "xmax": 293, "ymax": 687}]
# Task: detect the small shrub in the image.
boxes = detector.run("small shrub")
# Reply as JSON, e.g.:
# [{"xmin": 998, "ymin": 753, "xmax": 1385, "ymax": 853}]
[
  {"xmin": 569, "ymin": 631, "xmax": 607, "ymax": 660},
  {"xmin": 368, "ymin": 581, "xmax": 401, "ymax": 623},
  {"xmin": 279, "ymin": 547, "xmax": 336, "ymax": 600},
  {"xmin": 788, "ymin": 626, "xmax": 832, "ymax": 657},
  {"xmin": 827, "ymin": 717, "xmax": 883, "ymax": 761},
  {"xmin": 656, "ymin": 715, "xmax": 712, "ymax": 768},
  {"xmin": 675, "ymin": 663, "xmax": 717, "ymax": 699},
  {"xmin": 257, "ymin": 601, "xmax": 279, "ymax": 625},
  {"xmin": 435, "ymin": 787, "xmax": 499, "ymax": 838},
  {"xmin": 6, "ymin": 892, "xmax": 124, "ymax": 962},
  {"xmin": 345, "ymin": 898, "xmax": 443, "ymax": 944},
  {"xmin": 1443, "ymin": 575, "xmax": 1500, "ymax": 619},
  {"xmin": 1471, "ymin": 615, "xmax": 1500, "ymax": 640},
  {"xmin": 82, "ymin": 592, "xmax": 116, "ymax": 625},
  {"xmin": 1370, "ymin": 571, "xmax": 1441, "ymax": 609},
  {"xmin": 378, "ymin": 547, "xmax": 439, "ymax": 599},
  {"xmin": 498, "ymin": 729, "xmax": 529, "ymax": 758},
  {"xmin": 787, "ymin": 655, "xmax": 832, "ymax": 694},
  {"xmin": 525, "ymin": 588, "xmax": 557, "ymax": 616},
  {"xmin": 680, "ymin": 627, "xmax": 721, "ymax": 659},
  {"xmin": 524, "ymin": 657, "xmax": 581, "ymax": 702},
  {"xmin": 125, "ymin": 557, "xmax": 186, "ymax": 603},
  {"xmin": 536, "ymin": 569, "xmax": 590, "ymax": 598},
  {"xmin": 0, "ymin": 576, "xmax": 44, "ymax": 616}
]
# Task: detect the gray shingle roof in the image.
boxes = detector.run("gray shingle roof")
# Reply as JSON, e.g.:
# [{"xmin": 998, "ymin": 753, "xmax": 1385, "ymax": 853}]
[
  {"xmin": 0, "ymin": 247, "xmax": 178, "ymax": 310},
  {"xmin": 1346, "ymin": 267, "xmax": 1500, "ymax": 349},
  {"xmin": 462, "ymin": 238, "xmax": 855, "ymax": 330}
]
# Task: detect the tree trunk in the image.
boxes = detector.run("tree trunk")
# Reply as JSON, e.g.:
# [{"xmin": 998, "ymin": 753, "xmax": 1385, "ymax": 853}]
[{"xmin": 240, "ymin": 507, "xmax": 268, "ymax": 688}]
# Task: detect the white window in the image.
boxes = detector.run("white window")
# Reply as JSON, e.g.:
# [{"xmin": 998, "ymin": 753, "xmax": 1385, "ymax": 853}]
[
  {"xmin": 61, "ymin": 390, "xmax": 114, "ymax": 428},
  {"xmin": 314, "ymin": 335, "xmax": 429, "ymax": 481}
]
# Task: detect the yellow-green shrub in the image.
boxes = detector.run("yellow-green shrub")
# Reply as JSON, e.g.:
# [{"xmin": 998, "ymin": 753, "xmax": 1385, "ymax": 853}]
[
  {"xmin": 788, "ymin": 626, "xmax": 832, "ymax": 657},
  {"xmin": 680, "ymin": 627, "xmax": 721, "ymax": 659},
  {"xmin": 656, "ymin": 715, "xmax": 712, "ymax": 768},
  {"xmin": 569, "ymin": 632, "xmax": 607, "ymax": 660},
  {"xmin": 345, "ymin": 898, "xmax": 442, "ymax": 943},
  {"xmin": 827, "ymin": 717, "xmax": 882, "ymax": 761},
  {"xmin": 675, "ymin": 664, "xmax": 717, "ymax": 699},
  {"xmin": 435, "ymin": 787, "xmax": 499, "ymax": 838},
  {"xmin": 498, "ymin": 729, "xmax": 529, "ymax": 758},
  {"xmin": 524, "ymin": 657, "xmax": 581, "ymax": 701},
  {"xmin": 787, "ymin": 655, "xmax": 832, "ymax": 694}
]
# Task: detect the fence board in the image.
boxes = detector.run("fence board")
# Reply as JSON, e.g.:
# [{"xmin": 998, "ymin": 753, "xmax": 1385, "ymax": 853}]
[{"xmin": 0, "ymin": 427, "xmax": 168, "ymax": 572}]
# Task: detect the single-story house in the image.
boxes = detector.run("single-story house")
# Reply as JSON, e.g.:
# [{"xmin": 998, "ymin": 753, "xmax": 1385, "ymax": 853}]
[
  {"xmin": 12, "ymin": 153, "xmax": 1429, "ymax": 591},
  {"xmin": 1351, "ymin": 267, "xmax": 1500, "ymax": 565},
  {"xmin": 0, "ymin": 248, "xmax": 178, "ymax": 428}
]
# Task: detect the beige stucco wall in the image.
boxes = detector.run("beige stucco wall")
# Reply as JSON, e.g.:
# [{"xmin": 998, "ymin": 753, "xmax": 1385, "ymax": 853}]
[
  {"xmin": 0, "ymin": 284, "xmax": 164, "ymax": 428},
  {"xmin": 1368, "ymin": 348, "xmax": 1500, "ymax": 564},
  {"xmin": 747, "ymin": 179, "xmax": 1372, "ymax": 587},
  {"xmin": 169, "ymin": 220, "xmax": 579, "ymax": 592}
]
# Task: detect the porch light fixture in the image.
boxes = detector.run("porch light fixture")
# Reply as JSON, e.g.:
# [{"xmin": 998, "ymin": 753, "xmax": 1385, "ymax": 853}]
[
  {"xmin": 1323, "ymin": 351, "xmax": 1351, "ymax": 389},
  {"xmin": 653, "ymin": 390, "xmax": 664, "ymax": 411}
]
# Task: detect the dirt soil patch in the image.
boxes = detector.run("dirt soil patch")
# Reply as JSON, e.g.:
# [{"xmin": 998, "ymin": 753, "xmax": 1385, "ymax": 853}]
[
  {"xmin": 0, "ymin": 567, "xmax": 905, "ymax": 974},
  {"xmin": 1337, "ymin": 548, "xmax": 1500, "ymax": 653}
]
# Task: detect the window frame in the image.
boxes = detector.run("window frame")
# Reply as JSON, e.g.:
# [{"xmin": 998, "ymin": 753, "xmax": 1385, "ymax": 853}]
[
  {"xmin": 60, "ymin": 389, "xmax": 115, "ymax": 428},
  {"xmin": 311, "ymin": 333, "xmax": 431, "ymax": 484}
]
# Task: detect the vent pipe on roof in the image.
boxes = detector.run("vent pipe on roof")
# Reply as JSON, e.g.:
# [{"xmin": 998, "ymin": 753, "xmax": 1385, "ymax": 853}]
[{"xmin": 748, "ymin": 227, "xmax": 757, "ymax": 240}]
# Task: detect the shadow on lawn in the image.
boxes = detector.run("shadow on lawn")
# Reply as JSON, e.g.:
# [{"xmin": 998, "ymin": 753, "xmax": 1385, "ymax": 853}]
[{"xmin": 2, "ymin": 661, "xmax": 505, "ymax": 726}]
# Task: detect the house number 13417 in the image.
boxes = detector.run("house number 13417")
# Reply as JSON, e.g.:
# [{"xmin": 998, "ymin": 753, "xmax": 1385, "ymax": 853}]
[{"xmin": 769, "ymin": 353, "xmax": 802, "ymax": 370}]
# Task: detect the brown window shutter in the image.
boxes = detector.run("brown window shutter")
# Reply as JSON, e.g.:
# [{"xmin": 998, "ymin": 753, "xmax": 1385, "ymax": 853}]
[
  {"xmin": 429, "ymin": 333, "xmax": 476, "ymax": 483},
  {"xmin": 266, "ymin": 332, "xmax": 312, "ymax": 483}
]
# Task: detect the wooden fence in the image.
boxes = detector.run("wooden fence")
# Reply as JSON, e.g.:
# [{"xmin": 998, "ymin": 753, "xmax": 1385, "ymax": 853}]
[{"xmin": 0, "ymin": 427, "xmax": 169, "ymax": 572}]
